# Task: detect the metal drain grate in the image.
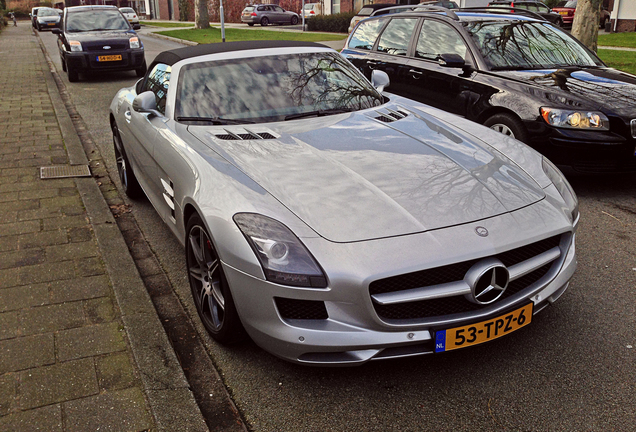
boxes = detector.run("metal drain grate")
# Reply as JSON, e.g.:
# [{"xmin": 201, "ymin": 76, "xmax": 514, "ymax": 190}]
[{"xmin": 40, "ymin": 165, "xmax": 91, "ymax": 179}]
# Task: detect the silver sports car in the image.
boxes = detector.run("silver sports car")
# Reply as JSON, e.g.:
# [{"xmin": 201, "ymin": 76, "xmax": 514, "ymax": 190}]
[{"xmin": 109, "ymin": 41, "xmax": 578, "ymax": 366}]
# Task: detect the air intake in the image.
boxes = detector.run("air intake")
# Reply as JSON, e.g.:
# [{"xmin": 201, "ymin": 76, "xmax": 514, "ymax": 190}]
[
  {"xmin": 212, "ymin": 129, "xmax": 278, "ymax": 140},
  {"xmin": 374, "ymin": 108, "xmax": 409, "ymax": 123}
]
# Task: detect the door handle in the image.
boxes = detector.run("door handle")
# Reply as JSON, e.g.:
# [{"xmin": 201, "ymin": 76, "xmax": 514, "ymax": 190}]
[
  {"xmin": 124, "ymin": 110, "xmax": 132, "ymax": 123},
  {"xmin": 367, "ymin": 60, "xmax": 380, "ymax": 69},
  {"xmin": 409, "ymin": 69, "xmax": 423, "ymax": 79}
]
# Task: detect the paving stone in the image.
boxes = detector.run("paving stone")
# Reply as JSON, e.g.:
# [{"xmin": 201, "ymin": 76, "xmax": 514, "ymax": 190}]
[
  {"xmin": 63, "ymin": 387, "xmax": 153, "ymax": 432},
  {"xmin": 19, "ymin": 358, "xmax": 98, "ymax": 410},
  {"xmin": 0, "ymin": 282, "xmax": 49, "ymax": 313},
  {"xmin": 75, "ymin": 256, "xmax": 105, "ymax": 277},
  {"xmin": 68, "ymin": 226, "xmax": 92, "ymax": 243},
  {"xmin": 0, "ymin": 210, "xmax": 18, "ymax": 224},
  {"xmin": 0, "ymin": 248, "xmax": 46, "ymax": 270},
  {"xmin": 0, "ymin": 235, "xmax": 18, "ymax": 252},
  {"xmin": 18, "ymin": 206, "xmax": 62, "ymax": 221},
  {"xmin": 18, "ymin": 188, "xmax": 59, "ymax": 200},
  {"xmin": 19, "ymin": 260, "xmax": 76, "ymax": 285},
  {"xmin": 18, "ymin": 229, "xmax": 68, "ymax": 249},
  {"xmin": 0, "ymin": 311, "xmax": 20, "ymax": 340},
  {"xmin": 0, "ymin": 372, "xmax": 18, "ymax": 415},
  {"xmin": 0, "ymin": 267, "xmax": 21, "ymax": 289},
  {"xmin": 49, "ymin": 275, "xmax": 110, "ymax": 303},
  {"xmin": 56, "ymin": 321, "xmax": 127, "ymax": 362},
  {"xmin": 0, "ymin": 404, "xmax": 62, "ymax": 432},
  {"xmin": 42, "ymin": 214, "xmax": 88, "ymax": 231},
  {"xmin": 0, "ymin": 334, "xmax": 55, "ymax": 374},
  {"xmin": 84, "ymin": 296, "xmax": 117, "ymax": 324},
  {"xmin": 95, "ymin": 352, "xmax": 137, "ymax": 391},
  {"xmin": 19, "ymin": 301, "xmax": 85, "ymax": 336},
  {"xmin": 0, "ymin": 219, "xmax": 40, "ymax": 237},
  {"xmin": 46, "ymin": 240, "xmax": 98, "ymax": 262},
  {"xmin": 39, "ymin": 195, "xmax": 83, "ymax": 212}
]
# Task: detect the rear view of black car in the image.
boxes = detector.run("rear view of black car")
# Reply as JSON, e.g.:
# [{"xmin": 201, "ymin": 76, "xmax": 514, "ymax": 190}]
[
  {"xmin": 53, "ymin": 5, "xmax": 146, "ymax": 83},
  {"xmin": 342, "ymin": 9, "xmax": 636, "ymax": 173}
]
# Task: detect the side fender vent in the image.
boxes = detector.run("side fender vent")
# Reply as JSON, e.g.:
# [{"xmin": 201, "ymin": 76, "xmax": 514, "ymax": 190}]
[
  {"xmin": 213, "ymin": 129, "xmax": 278, "ymax": 140},
  {"xmin": 374, "ymin": 108, "xmax": 409, "ymax": 123}
]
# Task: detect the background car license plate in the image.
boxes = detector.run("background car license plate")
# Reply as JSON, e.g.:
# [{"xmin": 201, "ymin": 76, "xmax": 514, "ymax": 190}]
[
  {"xmin": 435, "ymin": 303, "xmax": 533, "ymax": 352},
  {"xmin": 97, "ymin": 55, "xmax": 122, "ymax": 62}
]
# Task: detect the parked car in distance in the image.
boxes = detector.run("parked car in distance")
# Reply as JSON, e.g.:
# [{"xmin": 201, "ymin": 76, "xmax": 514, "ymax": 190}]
[
  {"xmin": 349, "ymin": 1, "xmax": 459, "ymax": 33},
  {"xmin": 303, "ymin": 2, "xmax": 322, "ymax": 19},
  {"xmin": 30, "ymin": 7, "xmax": 42, "ymax": 28},
  {"xmin": 487, "ymin": 0, "xmax": 563, "ymax": 26},
  {"xmin": 119, "ymin": 7, "xmax": 140, "ymax": 26},
  {"xmin": 110, "ymin": 40, "xmax": 578, "ymax": 365},
  {"xmin": 53, "ymin": 5, "xmax": 146, "ymax": 83},
  {"xmin": 348, "ymin": 3, "xmax": 396, "ymax": 33},
  {"xmin": 240, "ymin": 4, "xmax": 299, "ymax": 26},
  {"xmin": 552, "ymin": 0, "xmax": 576, "ymax": 27},
  {"xmin": 35, "ymin": 7, "xmax": 62, "ymax": 31},
  {"xmin": 343, "ymin": 9, "xmax": 636, "ymax": 173}
]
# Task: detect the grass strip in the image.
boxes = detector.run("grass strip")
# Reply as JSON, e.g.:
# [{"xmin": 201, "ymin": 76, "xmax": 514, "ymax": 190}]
[
  {"xmin": 597, "ymin": 49, "xmax": 636, "ymax": 75},
  {"xmin": 141, "ymin": 21, "xmax": 194, "ymax": 28},
  {"xmin": 156, "ymin": 26, "xmax": 346, "ymax": 44},
  {"xmin": 598, "ymin": 32, "xmax": 636, "ymax": 49}
]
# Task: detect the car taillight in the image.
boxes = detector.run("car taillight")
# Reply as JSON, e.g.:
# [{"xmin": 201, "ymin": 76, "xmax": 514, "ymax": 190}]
[
  {"xmin": 310, "ymin": 10, "xmax": 315, "ymax": 14},
  {"xmin": 251, "ymin": 12, "xmax": 257, "ymax": 16}
]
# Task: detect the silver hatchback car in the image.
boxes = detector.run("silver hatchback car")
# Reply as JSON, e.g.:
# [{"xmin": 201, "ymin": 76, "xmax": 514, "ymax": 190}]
[{"xmin": 241, "ymin": 4, "xmax": 300, "ymax": 26}]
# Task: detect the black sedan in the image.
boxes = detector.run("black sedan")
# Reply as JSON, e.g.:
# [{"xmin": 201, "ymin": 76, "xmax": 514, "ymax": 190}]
[
  {"xmin": 342, "ymin": 10, "xmax": 636, "ymax": 173},
  {"xmin": 53, "ymin": 5, "xmax": 146, "ymax": 83}
]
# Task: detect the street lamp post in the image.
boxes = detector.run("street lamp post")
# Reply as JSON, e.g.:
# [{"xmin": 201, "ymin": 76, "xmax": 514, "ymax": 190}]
[{"xmin": 220, "ymin": 0, "xmax": 225, "ymax": 42}]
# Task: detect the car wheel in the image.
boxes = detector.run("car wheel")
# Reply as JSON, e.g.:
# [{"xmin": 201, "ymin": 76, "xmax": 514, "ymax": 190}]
[
  {"xmin": 112, "ymin": 122, "xmax": 143, "ymax": 199},
  {"xmin": 484, "ymin": 113, "xmax": 528, "ymax": 143},
  {"xmin": 247, "ymin": 23, "xmax": 254, "ymax": 26},
  {"xmin": 261, "ymin": 16, "xmax": 269, "ymax": 26},
  {"xmin": 136, "ymin": 60, "xmax": 147, "ymax": 78},
  {"xmin": 61, "ymin": 56, "xmax": 67, "ymax": 72},
  {"xmin": 66, "ymin": 61, "xmax": 79, "ymax": 82},
  {"xmin": 291, "ymin": 15, "xmax": 298, "ymax": 25},
  {"xmin": 186, "ymin": 214, "xmax": 246, "ymax": 345}
]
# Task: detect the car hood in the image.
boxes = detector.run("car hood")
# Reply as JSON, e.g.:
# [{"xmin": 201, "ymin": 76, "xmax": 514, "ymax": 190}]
[
  {"xmin": 64, "ymin": 30, "xmax": 135, "ymax": 44},
  {"xmin": 495, "ymin": 67, "xmax": 636, "ymax": 118},
  {"xmin": 188, "ymin": 104, "xmax": 545, "ymax": 243}
]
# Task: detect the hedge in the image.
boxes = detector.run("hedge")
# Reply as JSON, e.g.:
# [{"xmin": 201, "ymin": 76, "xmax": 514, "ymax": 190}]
[{"xmin": 306, "ymin": 12, "xmax": 355, "ymax": 33}]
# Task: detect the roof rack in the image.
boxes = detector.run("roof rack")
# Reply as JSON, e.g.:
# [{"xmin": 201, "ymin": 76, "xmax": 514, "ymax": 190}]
[
  {"xmin": 457, "ymin": 6, "xmax": 546, "ymax": 22},
  {"xmin": 370, "ymin": 4, "xmax": 459, "ymax": 20}
]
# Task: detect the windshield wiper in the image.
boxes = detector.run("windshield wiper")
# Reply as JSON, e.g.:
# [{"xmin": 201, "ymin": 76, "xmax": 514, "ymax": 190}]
[
  {"xmin": 285, "ymin": 107, "xmax": 353, "ymax": 121},
  {"xmin": 176, "ymin": 116, "xmax": 255, "ymax": 125}
]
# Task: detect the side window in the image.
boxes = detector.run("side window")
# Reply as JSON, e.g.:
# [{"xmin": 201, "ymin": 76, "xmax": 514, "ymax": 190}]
[
  {"xmin": 274, "ymin": 6, "xmax": 284, "ymax": 12},
  {"xmin": 415, "ymin": 20, "xmax": 468, "ymax": 61},
  {"xmin": 537, "ymin": 4, "xmax": 550, "ymax": 12},
  {"xmin": 348, "ymin": 18, "xmax": 387, "ymax": 51},
  {"xmin": 142, "ymin": 63, "xmax": 171, "ymax": 115},
  {"xmin": 257, "ymin": 6, "xmax": 266, "ymax": 11},
  {"xmin": 376, "ymin": 18, "xmax": 417, "ymax": 56}
]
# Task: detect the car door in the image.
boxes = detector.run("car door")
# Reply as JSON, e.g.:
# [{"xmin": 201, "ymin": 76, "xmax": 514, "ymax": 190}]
[
  {"xmin": 273, "ymin": 6, "xmax": 287, "ymax": 24},
  {"xmin": 125, "ymin": 63, "xmax": 171, "ymax": 209},
  {"xmin": 403, "ymin": 18, "xmax": 475, "ymax": 117},
  {"xmin": 342, "ymin": 17, "xmax": 389, "ymax": 78}
]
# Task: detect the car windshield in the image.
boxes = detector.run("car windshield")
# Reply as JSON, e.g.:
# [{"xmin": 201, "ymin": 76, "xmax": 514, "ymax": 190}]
[
  {"xmin": 176, "ymin": 52, "xmax": 383, "ymax": 123},
  {"xmin": 244, "ymin": 6, "xmax": 254, "ymax": 11},
  {"xmin": 66, "ymin": 10, "xmax": 129, "ymax": 32},
  {"xmin": 466, "ymin": 21, "xmax": 602, "ymax": 70},
  {"xmin": 38, "ymin": 9, "xmax": 58, "ymax": 17},
  {"xmin": 563, "ymin": 0, "xmax": 576, "ymax": 7},
  {"xmin": 121, "ymin": 8, "xmax": 135, "ymax": 13}
]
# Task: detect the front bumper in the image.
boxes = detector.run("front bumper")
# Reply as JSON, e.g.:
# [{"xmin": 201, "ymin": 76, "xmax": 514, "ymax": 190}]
[
  {"xmin": 223, "ymin": 201, "xmax": 577, "ymax": 366},
  {"xmin": 37, "ymin": 20, "xmax": 60, "ymax": 29},
  {"xmin": 65, "ymin": 49, "xmax": 145, "ymax": 73}
]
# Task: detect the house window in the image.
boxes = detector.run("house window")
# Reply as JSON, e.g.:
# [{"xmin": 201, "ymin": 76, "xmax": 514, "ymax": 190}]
[{"xmin": 332, "ymin": 0, "xmax": 340, "ymax": 14}]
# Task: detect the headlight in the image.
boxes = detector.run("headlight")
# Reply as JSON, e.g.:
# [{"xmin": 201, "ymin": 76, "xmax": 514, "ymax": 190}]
[
  {"xmin": 234, "ymin": 213, "xmax": 327, "ymax": 288},
  {"xmin": 540, "ymin": 107, "xmax": 609, "ymax": 130},
  {"xmin": 129, "ymin": 37, "xmax": 141, "ymax": 49},
  {"xmin": 542, "ymin": 157, "xmax": 579, "ymax": 223},
  {"xmin": 68, "ymin": 40, "xmax": 82, "ymax": 52}
]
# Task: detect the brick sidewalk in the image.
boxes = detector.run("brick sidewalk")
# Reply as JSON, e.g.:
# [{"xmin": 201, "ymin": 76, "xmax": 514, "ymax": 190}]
[{"xmin": 0, "ymin": 23, "xmax": 205, "ymax": 432}]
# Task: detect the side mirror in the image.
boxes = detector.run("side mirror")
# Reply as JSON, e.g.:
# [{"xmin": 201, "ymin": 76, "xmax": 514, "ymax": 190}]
[
  {"xmin": 132, "ymin": 91, "xmax": 162, "ymax": 117},
  {"xmin": 437, "ymin": 53, "xmax": 465, "ymax": 68},
  {"xmin": 133, "ymin": 23, "xmax": 141, "ymax": 30},
  {"xmin": 371, "ymin": 70, "xmax": 390, "ymax": 93},
  {"xmin": 52, "ymin": 28, "xmax": 62, "ymax": 35},
  {"xmin": 135, "ymin": 78, "xmax": 144, "ymax": 95}
]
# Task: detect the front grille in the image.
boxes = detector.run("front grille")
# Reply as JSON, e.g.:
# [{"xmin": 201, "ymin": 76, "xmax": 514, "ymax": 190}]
[
  {"xmin": 86, "ymin": 43, "xmax": 128, "ymax": 52},
  {"xmin": 369, "ymin": 235, "xmax": 563, "ymax": 321},
  {"xmin": 275, "ymin": 298, "xmax": 328, "ymax": 320}
]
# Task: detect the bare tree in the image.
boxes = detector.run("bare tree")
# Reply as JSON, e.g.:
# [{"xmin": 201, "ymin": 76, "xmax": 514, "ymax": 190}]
[
  {"xmin": 571, "ymin": 0, "xmax": 601, "ymax": 52},
  {"xmin": 195, "ymin": 0, "xmax": 210, "ymax": 29}
]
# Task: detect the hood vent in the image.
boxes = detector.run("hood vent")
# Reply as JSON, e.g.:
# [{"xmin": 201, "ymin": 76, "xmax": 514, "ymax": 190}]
[
  {"xmin": 212, "ymin": 130, "xmax": 277, "ymax": 140},
  {"xmin": 374, "ymin": 108, "xmax": 409, "ymax": 123}
]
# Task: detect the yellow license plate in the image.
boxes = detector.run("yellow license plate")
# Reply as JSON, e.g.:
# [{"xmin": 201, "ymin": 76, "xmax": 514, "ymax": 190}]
[
  {"xmin": 435, "ymin": 303, "xmax": 533, "ymax": 352},
  {"xmin": 558, "ymin": 11, "xmax": 567, "ymax": 15},
  {"xmin": 97, "ymin": 55, "xmax": 122, "ymax": 62}
]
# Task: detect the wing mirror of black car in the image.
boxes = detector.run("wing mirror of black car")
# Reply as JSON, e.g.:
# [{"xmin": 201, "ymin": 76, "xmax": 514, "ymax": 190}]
[
  {"xmin": 52, "ymin": 28, "xmax": 62, "ymax": 35},
  {"xmin": 437, "ymin": 53, "xmax": 465, "ymax": 68},
  {"xmin": 133, "ymin": 23, "xmax": 141, "ymax": 30},
  {"xmin": 133, "ymin": 91, "xmax": 162, "ymax": 117},
  {"xmin": 371, "ymin": 70, "xmax": 390, "ymax": 93}
]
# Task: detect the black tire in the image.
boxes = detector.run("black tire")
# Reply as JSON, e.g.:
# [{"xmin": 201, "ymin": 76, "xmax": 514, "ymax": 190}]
[
  {"xmin": 66, "ymin": 61, "xmax": 79, "ymax": 82},
  {"xmin": 36, "ymin": 24, "xmax": 41, "ymax": 31},
  {"xmin": 135, "ymin": 60, "xmax": 147, "ymax": 78},
  {"xmin": 112, "ymin": 122, "xmax": 143, "ymax": 199},
  {"xmin": 247, "ymin": 23, "xmax": 254, "ymax": 26},
  {"xmin": 484, "ymin": 113, "xmax": 528, "ymax": 143},
  {"xmin": 61, "ymin": 56, "xmax": 66, "ymax": 72},
  {"xmin": 261, "ymin": 16, "xmax": 269, "ymax": 26},
  {"xmin": 291, "ymin": 15, "xmax": 298, "ymax": 25},
  {"xmin": 186, "ymin": 214, "xmax": 246, "ymax": 345}
]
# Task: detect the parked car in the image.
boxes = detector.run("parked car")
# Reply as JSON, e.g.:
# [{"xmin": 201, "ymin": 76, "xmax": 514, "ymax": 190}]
[
  {"xmin": 34, "ymin": 7, "xmax": 62, "ymax": 31},
  {"xmin": 342, "ymin": 9, "xmax": 636, "ymax": 173},
  {"xmin": 348, "ymin": 3, "xmax": 396, "ymax": 33},
  {"xmin": 119, "ymin": 7, "xmax": 140, "ymax": 26},
  {"xmin": 552, "ymin": 0, "xmax": 576, "ymax": 27},
  {"xmin": 240, "ymin": 4, "xmax": 299, "ymax": 26},
  {"xmin": 30, "ymin": 7, "xmax": 42, "ymax": 28},
  {"xmin": 303, "ymin": 2, "xmax": 322, "ymax": 19},
  {"xmin": 110, "ymin": 40, "xmax": 578, "ymax": 365},
  {"xmin": 487, "ymin": 0, "xmax": 563, "ymax": 26},
  {"xmin": 53, "ymin": 5, "xmax": 146, "ymax": 83},
  {"xmin": 349, "ymin": 1, "xmax": 459, "ymax": 33}
]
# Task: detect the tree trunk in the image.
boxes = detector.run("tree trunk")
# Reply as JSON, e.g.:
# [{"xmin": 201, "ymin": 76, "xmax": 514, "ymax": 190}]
[
  {"xmin": 195, "ymin": 0, "xmax": 210, "ymax": 29},
  {"xmin": 571, "ymin": 0, "xmax": 601, "ymax": 52}
]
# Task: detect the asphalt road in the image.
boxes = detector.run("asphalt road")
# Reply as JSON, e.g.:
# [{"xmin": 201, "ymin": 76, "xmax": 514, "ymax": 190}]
[{"xmin": 39, "ymin": 28, "xmax": 636, "ymax": 431}]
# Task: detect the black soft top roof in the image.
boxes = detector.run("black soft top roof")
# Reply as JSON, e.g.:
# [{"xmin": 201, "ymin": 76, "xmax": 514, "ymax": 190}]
[{"xmin": 153, "ymin": 40, "xmax": 329, "ymax": 67}]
